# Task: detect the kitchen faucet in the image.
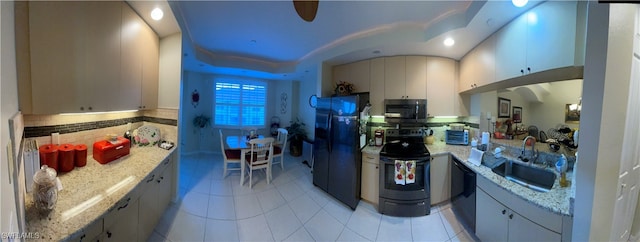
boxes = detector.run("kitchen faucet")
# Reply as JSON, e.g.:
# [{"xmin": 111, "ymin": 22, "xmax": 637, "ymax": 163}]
[{"xmin": 521, "ymin": 136, "xmax": 539, "ymax": 166}]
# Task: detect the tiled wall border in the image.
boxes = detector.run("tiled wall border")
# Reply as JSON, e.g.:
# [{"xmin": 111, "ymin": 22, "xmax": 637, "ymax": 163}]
[
  {"xmin": 24, "ymin": 116, "xmax": 177, "ymax": 138},
  {"xmin": 367, "ymin": 122, "xmax": 480, "ymax": 129}
]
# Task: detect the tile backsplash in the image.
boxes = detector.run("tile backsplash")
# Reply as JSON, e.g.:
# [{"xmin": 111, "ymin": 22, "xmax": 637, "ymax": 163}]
[{"xmin": 24, "ymin": 109, "xmax": 178, "ymax": 154}]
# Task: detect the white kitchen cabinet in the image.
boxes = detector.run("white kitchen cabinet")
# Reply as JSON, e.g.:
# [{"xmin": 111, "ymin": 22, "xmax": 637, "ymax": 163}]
[
  {"xmin": 476, "ymin": 188, "xmax": 509, "ymax": 241},
  {"xmin": 459, "ymin": 35, "xmax": 496, "ymax": 93},
  {"xmin": 405, "ymin": 56, "xmax": 428, "ymax": 99},
  {"xmin": 369, "ymin": 58, "xmax": 386, "ymax": 115},
  {"xmin": 138, "ymin": 155, "xmax": 174, "ymax": 241},
  {"xmin": 28, "ymin": 1, "xmax": 121, "ymax": 114},
  {"xmin": 24, "ymin": 1, "xmax": 159, "ymax": 114},
  {"xmin": 140, "ymin": 20, "xmax": 160, "ymax": 110},
  {"xmin": 333, "ymin": 60, "xmax": 371, "ymax": 93},
  {"xmin": 429, "ymin": 154, "xmax": 450, "ymax": 205},
  {"xmin": 104, "ymin": 198, "xmax": 140, "ymax": 242},
  {"xmin": 68, "ymin": 219, "xmax": 103, "ymax": 242},
  {"xmin": 495, "ymin": 1, "xmax": 579, "ymax": 82},
  {"xmin": 384, "ymin": 56, "xmax": 407, "ymax": 98},
  {"xmin": 425, "ymin": 57, "xmax": 458, "ymax": 116},
  {"xmin": 476, "ymin": 188, "xmax": 561, "ymax": 242},
  {"xmin": 361, "ymin": 152, "xmax": 380, "ymax": 204}
]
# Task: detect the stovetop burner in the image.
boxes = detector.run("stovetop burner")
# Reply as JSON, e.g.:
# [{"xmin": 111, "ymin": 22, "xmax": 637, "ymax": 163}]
[{"xmin": 380, "ymin": 139, "xmax": 430, "ymax": 159}]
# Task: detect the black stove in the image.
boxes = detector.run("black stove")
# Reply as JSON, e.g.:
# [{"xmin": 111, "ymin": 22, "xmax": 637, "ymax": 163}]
[
  {"xmin": 379, "ymin": 128, "xmax": 430, "ymax": 158},
  {"xmin": 378, "ymin": 128, "xmax": 432, "ymax": 217}
]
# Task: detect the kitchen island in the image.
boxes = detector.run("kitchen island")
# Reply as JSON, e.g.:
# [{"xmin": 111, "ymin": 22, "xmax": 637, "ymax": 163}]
[{"xmin": 24, "ymin": 142, "xmax": 177, "ymax": 241}]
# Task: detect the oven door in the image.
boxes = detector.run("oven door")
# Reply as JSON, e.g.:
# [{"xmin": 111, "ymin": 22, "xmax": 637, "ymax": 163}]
[{"xmin": 379, "ymin": 156, "xmax": 430, "ymax": 201}]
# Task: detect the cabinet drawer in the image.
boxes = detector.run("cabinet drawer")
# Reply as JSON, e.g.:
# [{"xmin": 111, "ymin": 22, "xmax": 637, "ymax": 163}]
[
  {"xmin": 362, "ymin": 153, "xmax": 379, "ymax": 164},
  {"xmin": 68, "ymin": 219, "xmax": 103, "ymax": 242}
]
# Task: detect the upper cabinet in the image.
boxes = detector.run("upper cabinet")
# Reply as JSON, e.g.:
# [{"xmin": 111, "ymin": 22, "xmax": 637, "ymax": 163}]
[
  {"xmin": 23, "ymin": 2, "xmax": 159, "ymax": 114},
  {"xmin": 426, "ymin": 57, "xmax": 458, "ymax": 116},
  {"xmin": 459, "ymin": 35, "xmax": 496, "ymax": 93},
  {"xmin": 495, "ymin": 1, "xmax": 580, "ymax": 81},
  {"xmin": 369, "ymin": 58, "xmax": 385, "ymax": 115},
  {"xmin": 333, "ymin": 60, "xmax": 370, "ymax": 93},
  {"xmin": 384, "ymin": 56, "xmax": 427, "ymax": 99}
]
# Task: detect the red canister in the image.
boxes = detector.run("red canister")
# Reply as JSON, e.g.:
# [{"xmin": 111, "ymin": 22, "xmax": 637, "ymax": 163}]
[
  {"xmin": 375, "ymin": 129, "xmax": 384, "ymax": 146},
  {"xmin": 39, "ymin": 144, "xmax": 59, "ymax": 172},
  {"xmin": 74, "ymin": 144, "xmax": 88, "ymax": 167},
  {"xmin": 58, "ymin": 144, "xmax": 75, "ymax": 172}
]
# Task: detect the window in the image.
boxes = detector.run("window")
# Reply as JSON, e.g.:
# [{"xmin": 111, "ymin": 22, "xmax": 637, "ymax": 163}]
[{"xmin": 214, "ymin": 79, "xmax": 266, "ymax": 127}]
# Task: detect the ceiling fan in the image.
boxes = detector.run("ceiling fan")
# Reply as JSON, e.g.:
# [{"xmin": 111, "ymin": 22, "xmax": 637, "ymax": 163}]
[{"xmin": 293, "ymin": 0, "xmax": 319, "ymax": 22}]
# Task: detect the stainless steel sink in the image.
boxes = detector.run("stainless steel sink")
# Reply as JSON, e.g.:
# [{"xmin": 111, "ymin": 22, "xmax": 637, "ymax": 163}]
[{"xmin": 491, "ymin": 160, "xmax": 557, "ymax": 192}]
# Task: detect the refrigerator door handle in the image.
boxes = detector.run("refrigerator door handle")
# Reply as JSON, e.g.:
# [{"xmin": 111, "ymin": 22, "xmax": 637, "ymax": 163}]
[{"xmin": 328, "ymin": 112, "xmax": 332, "ymax": 153}]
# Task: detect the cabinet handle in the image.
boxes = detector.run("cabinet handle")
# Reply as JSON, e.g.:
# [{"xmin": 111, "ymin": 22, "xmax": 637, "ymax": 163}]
[
  {"xmin": 107, "ymin": 231, "xmax": 112, "ymax": 238},
  {"xmin": 509, "ymin": 214, "xmax": 514, "ymax": 219},
  {"xmin": 502, "ymin": 209, "xmax": 506, "ymax": 215},
  {"xmin": 157, "ymin": 176, "xmax": 164, "ymax": 183},
  {"xmin": 117, "ymin": 202, "xmax": 129, "ymax": 211},
  {"xmin": 375, "ymin": 166, "xmax": 378, "ymax": 169},
  {"xmin": 527, "ymin": 67, "xmax": 531, "ymax": 73},
  {"xmin": 80, "ymin": 107, "xmax": 84, "ymax": 111},
  {"xmin": 146, "ymin": 174, "xmax": 155, "ymax": 183},
  {"xmin": 88, "ymin": 107, "xmax": 92, "ymax": 111},
  {"xmin": 80, "ymin": 234, "xmax": 86, "ymax": 241},
  {"xmin": 520, "ymin": 69, "xmax": 524, "ymax": 75}
]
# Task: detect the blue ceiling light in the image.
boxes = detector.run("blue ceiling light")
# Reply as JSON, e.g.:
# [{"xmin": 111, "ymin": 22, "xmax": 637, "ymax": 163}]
[{"xmin": 512, "ymin": 0, "xmax": 528, "ymax": 8}]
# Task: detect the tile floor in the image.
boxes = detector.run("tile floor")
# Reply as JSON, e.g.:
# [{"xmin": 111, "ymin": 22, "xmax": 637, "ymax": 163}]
[{"xmin": 150, "ymin": 153, "xmax": 479, "ymax": 242}]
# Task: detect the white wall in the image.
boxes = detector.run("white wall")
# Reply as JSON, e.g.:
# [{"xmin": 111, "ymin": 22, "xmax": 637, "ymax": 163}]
[
  {"xmin": 158, "ymin": 33, "xmax": 182, "ymax": 109},
  {"xmin": 179, "ymin": 71, "xmax": 295, "ymax": 153},
  {"xmin": 497, "ymin": 90, "xmax": 531, "ymax": 129},
  {"xmin": 528, "ymin": 79, "xmax": 583, "ymax": 132},
  {"xmin": 1, "ymin": 0, "xmax": 21, "ymax": 234},
  {"xmin": 574, "ymin": 3, "xmax": 636, "ymax": 240}
]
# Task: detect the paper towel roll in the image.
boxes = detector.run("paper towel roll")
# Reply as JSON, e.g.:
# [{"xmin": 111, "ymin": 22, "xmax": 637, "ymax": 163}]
[{"xmin": 481, "ymin": 132, "xmax": 490, "ymax": 145}]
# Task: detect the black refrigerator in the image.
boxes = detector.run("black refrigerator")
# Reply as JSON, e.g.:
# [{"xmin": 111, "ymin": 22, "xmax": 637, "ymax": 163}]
[{"xmin": 313, "ymin": 93, "xmax": 369, "ymax": 210}]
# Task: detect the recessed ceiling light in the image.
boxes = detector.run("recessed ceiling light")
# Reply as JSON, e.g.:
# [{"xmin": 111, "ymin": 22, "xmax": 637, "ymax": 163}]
[
  {"xmin": 151, "ymin": 8, "xmax": 164, "ymax": 21},
  {"xmin": 512, "ymin": 0, "xmax": 528, "ymax": 8},
  {"xmin": 443, "ymin": 38, "xmax": 455, "ymax": 47}
]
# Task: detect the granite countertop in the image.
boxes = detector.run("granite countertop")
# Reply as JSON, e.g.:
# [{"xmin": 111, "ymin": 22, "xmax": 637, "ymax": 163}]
[
  {"xmin": 25, "ymin": 143, "xmax": 177, "ymax": 241},
  {"xmin": 364, "ymin": 141, "xmax": 574, "ymax": 216}
]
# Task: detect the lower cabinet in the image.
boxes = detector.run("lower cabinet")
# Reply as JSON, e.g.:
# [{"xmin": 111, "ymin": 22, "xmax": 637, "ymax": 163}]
[
  {"xmin": 430, "ymin": 154, "xmax": 451, "ymax": 205},
  {"xmin": 361, "ymin": 152, "xmax": 380, "ymax": 204},
  {"xmin": 101, "ymin": 197, "xmax": 140, "ymax": 241},
  {"xmin": 138, "ymin": 155, "xmax": 175, "ymax": 241},
  {"xmin": 476, "ymin": 187, "xmax": 561, "ymax": 241}
]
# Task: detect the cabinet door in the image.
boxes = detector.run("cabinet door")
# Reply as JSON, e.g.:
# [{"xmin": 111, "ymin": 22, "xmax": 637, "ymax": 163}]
[
  {"xmin": 508, "ymin": 211, "xmax": 561, "ymax": 241},
  {"xmin": 384, "ymin": 56, "xmax": 406, "ymax": 98},
  {"xmin": 429, "ymin": 154, "xmax": 450, "ymax": 204},
  {"xmin": 426, "ymin": 57, "xmax": 456, "ymax": 116},
  {"xmin": 158, "ymin": 161, "xmax": 174, "ymax": 212},
  {"xmin": 83, "ymin": 2, "xmax": 121, "ymax": 112},
  {"xmin": 137, "ymin": 172, "xmax": 159, "ymax": 241},
  {"xmin": 459, "ymin": 35, "xmax": 497, "ymax": 93},
  {"xmin": 369, "ymin": 58, "xmax": 385, "ymax": 115},
  {"xmin": 105, "ymin": 199, "xmax": 139, "ymax": 242},
  {"xmin": 476, "ymin": 189, "xmax": 509, "ymax": 242},
  {"xmin": 526, "ymin": 1, "xmax": 578, "ymax": 74},
  {"xmin": 116, "ymin": 3, "xmax": 144, "ymax": 110},
  {"xmin": 334, "ymin": 60, "xmax": 371, "ymax": 93},
  {"xmin": 140, "ymin": 22, "xmax": 159, "ymax": 110},
  {"xmin": 495, "ymin": 13, "xmax": 528, "ymax": 82},
  {"xmin": 405, "ymin": 56, "xmax": 427, "ymax": 99},
  {"xmin": 29, "ymin": 1, "xmax": 85, "ymax": 114},
  {"xmin": 360, "ymin": 153, "xmax": 379, "ymax": 204}
]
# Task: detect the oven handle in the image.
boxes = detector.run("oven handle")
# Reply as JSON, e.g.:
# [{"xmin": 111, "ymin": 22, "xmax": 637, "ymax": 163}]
[{"xmin": 380, "ymin": 157, "xmax": 430, "ymax": 164}]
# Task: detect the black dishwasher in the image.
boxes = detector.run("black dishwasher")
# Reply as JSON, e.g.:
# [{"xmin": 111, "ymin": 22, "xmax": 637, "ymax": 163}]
[{"xmin": 450, "ymin": 156, "xmax": 476, "ymax": 232}]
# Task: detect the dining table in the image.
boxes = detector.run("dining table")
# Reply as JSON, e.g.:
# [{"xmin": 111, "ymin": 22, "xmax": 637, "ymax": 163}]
[{"xmin": 225, "ymin": 135, "xmax": 264, "ymax": 186}]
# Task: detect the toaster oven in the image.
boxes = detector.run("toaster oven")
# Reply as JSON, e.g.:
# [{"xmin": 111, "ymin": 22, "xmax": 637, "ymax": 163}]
[{"xmin": 446, "ymin": 130, "xmax": 469, "ymax": 145}]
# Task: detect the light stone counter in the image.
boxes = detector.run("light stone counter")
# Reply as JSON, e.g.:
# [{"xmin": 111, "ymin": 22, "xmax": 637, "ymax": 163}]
[
  {"xmin": 427, "ymin": 141, "xmax": 573, "ymax": 216},
  {"xmin": 25, "ymin": 143, "xmax": 177, "ymax": 241},
  {"xmin": 365, "ymin": 141, "xmax": 573, "ymax": 216}
]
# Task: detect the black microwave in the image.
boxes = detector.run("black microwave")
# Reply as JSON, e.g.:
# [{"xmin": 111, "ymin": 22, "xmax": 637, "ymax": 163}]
[{"xmin": 384, "ymin": 99, "xmax": 427, "ymax": 123}]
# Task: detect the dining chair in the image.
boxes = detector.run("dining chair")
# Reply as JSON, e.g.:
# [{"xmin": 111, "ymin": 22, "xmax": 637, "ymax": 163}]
[
  {"xmin": 220, "ymin": 129, "xmax": 242, "ymax": 178},
  {"xmin": 272, "ymin": 128, "xmax": 288, "ymax": 170},
  {"xmin": 243, "ymin": 137, "xmax": 274, "ymax": 189}
]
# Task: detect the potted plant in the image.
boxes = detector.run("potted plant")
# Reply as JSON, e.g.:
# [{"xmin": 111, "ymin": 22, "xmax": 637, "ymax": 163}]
[
  {"xmin": 193, "ymin": 114, "xmax": 211, "ymax": 129},
  {"xmin": 286, "ymin": 118, "xmax": 308, "ymax": 157}
]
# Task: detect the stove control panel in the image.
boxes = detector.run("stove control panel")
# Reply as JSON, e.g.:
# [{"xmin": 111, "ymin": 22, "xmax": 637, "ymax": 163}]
[{"xmin": 385, "ymin": 128, "xmax": 424, "ymax": 137}]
